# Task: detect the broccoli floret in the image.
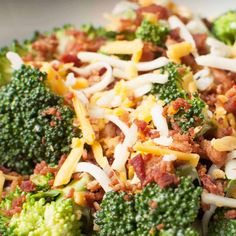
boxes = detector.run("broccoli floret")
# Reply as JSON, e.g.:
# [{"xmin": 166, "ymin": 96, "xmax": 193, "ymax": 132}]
[
  {"xmin": 208, "ymin": 208, "xmax": 236, "ymax": 236},
  {"xmin": 0, "ymin": 65, "xmax": 80, "ymax": 174},
  {"xmin": 1, "ymin": 175, "xmax": 91, "ymax": 236},
  {"xmin": 95, "ymin": 177, "xmax": 202, "ymax": 236},
  {"xmin": 170, "ymin": 94, "xmax": 206, "ymax": 132},
  {"xmin": 135, "ymin": 177, "xmax": 202, "ymax": 235},
  {"xmin": 95, "ymin": 191, "xmax": 136, "ymax": 236},
  {"xmin": 9, "ymin": 198, "xmax": 83, "ymax": 236},
  {"xmin": 30, "ymin": 173, "xmax": 54, "ymax": 190},
  {"xmin": 136, "ymin": 19, "xmax": 169, "ymax": 46},
  {"xmin": 151, "ymin": 62, "xmax": 188, "ymax": 104},
  {"xmin": 212, "ymin": 11, "xmax": 236, "ymax": 45},
  {"xmin": 159, "ymin": 227, "xmax": 198, "ymax": 236}
]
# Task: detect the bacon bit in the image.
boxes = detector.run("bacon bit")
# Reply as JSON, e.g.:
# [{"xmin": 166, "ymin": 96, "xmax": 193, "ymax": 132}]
[
  {"xmin": 84, "ymin": 190, "xmax": 104, "ymax": 207},
  {"xmin": 98, "ymin": 67, "xmax": 107, "ymax": 76},
  {"xmin": 32, "ymin": 35, "xmax": 58, "ymax": 61},
  {"xmin": 144, "ymin": 159, "xmax": 179, "ymax": 188},
  {"xmin": 50, "ymin": 121, "xmax": 57, "ymax": 127},
  {"xmin": 200, "ymin": 174, "xmax": 224, "ymax": 195},
  {"xmin": 201, "ymin": 140, "xmax": 227, "ymax": 167},
  {"xmin": 130, "ymin": 154, "xmax": 146, "ymax": 183},
  {"xmin": 87, "ymin": 180, "xmax": 101, "ymax": 192},
  {"xmin": 123, "ymin": 194, "xmax": 131, "ymax": 201},
  {"xmin": 169, "ymin": 28, "xmax": 182, "ymax": 42},
  {"xmin": 224, "ymin": 96, "xmax": 236, "ymax": 116},
  {"xmin": 216, "ymin": 127, "xmax": 233, "ymax": 138},
  {"xmin": 172, "ymin": 98, "xmax": 191, "ymax": 111},
  {"xmin": 136, "ymin": 4, "xmax": 169, "ymax": 21},
  {"xmin": 141, "ymin": 42, "xmax": 166, "ymax": 61},
  {"xmin": 60, "ymin": 54, "xmax": 81, "ymax": 67},
  {"xmin": 193, "ymin": 33, "xmax": 208, "ymax": 55},
  {"xmin": 156, "ymin": 223, "xmax": 164, "ymax": 230},
  {"xmin": 149, "ymin": 200, "xmax": 158, "ymax": 209},
  {"xmin": 181, "ymin": 55, "xmax": 199, "ymax": 73},
  {"xmin": 41, "ymin": 107, "xmax": 57, "ymax": 116},
  {"xmin": 65, "ymin": 92, "xmax": 74, "ymax": 101},
  {"xmin": 224, "ymin": 210, "xmax": 236, "ymax": 219},
  {"xmin": 20, "ymin": 180, "xmax": 36, "ymax": 192},
  {"xmin": 66, "ymin": 188, "xmax": 75, "ymax": 199},
  {"xmin": 4, "ymin": 195, "xmax": 26, "ymax": 217},
  {"xmin": 211, "ymin": 68, "xmax": 235, "ymax": 93},
  {"xmin": 58, "ymin": 154, "xmax": 67, "ymax": 168}
]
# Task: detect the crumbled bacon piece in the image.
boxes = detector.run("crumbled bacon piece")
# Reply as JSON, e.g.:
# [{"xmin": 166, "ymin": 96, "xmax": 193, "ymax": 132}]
[
  {"xmin": 225, "ymin": 210, "xmax": 236, "ymax": 219},
  {"xmin": 20, "ymin": 180, "xmax": 36, "ymax": 192},
  {"xmin": 60, "ymin": 54, "xmax": 81, "ymax": 67},
  {"xmin": 130, "ymin": 154, "xmax": 146, "ymax": 183},
  {"xmin": 172, "ymin": 98, "xmax": 191, "ymax": 111},
  {"xmin": 200, "ymin": 174, "xmax": 224, "ymax": 195},
  {"xmin": 136, "ymin": 4, "xmax": 169, "ymax": 22},
  {"xmin": 201, "ymin": 140, "xmax": 227, "ymax": 167},
  {"xmin": 193, "ymin": 33, "xmax": 208, "ymax": 55}
]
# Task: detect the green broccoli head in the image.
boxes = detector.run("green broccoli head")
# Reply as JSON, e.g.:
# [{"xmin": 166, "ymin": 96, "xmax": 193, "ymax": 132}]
[
  {"xmin": 136, "ymin": 19, "xmax": 169, "ymax": 46},
  {"xmin": 0, "ymin": 65, "xmax": 80, "ymax": 174},
  {"xmin": 95, "ymin": 177, "xmax": 202, "ymax": 236},
  {"xmin": 150, "ymin": 62, "xmax": 188, "ymax": 104},
  {"xmin": 169, "ymin": 94, "xmax": 206, "ymax": 133},
  {"xmin": 95, "ymin": 191, "xmax": 136, "ymax": 236},
  {"xmin": 208, "ymin": 208, "xmax": 236, "ymax": 236},
  {"xmin": 212, "ymin": 11, "xmax": 236, "ymax": 45},
  {"xmin": 135, "ymin": 177, "xmax": 202, "ymax": 235}
]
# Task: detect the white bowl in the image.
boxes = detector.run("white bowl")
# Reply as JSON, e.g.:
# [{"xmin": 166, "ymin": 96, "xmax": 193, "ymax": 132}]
[{"xmin": 0, "ymin": 0, "xmax": 235, "ymax": 46}]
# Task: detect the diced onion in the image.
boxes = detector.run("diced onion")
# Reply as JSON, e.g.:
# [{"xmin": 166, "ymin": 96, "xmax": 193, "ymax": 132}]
[
  {"xmin": 75, "ymin": 162, "xmax": 112, "ymax": 192},
  {"xmin": 168, "ymin": 16, "xmax": 198, "ymax": 56},
  {"xmin": 77, "ymin": 52, "xmax": 169, "ymax": 71},
  {"xmin": 151, "ymin": 104, "xmax": 169, "ymax": 137},
  {"xmin": 202, "ymin": 191, "xmax": 236, "ymax": 208},
  {"xmin": 196, "ymin": 55, "xmax": 236, "ymax": 73},
  {"xmin": 6, "ymin": 51, "xmax": 23, "ymax": 70},
  {"xmin": 112, "ymin": 123, "xmax": 138, "ymax": 171},
  {"xmin": 153, "ymin": 136, "xmax": 173, "ymax": 146}
]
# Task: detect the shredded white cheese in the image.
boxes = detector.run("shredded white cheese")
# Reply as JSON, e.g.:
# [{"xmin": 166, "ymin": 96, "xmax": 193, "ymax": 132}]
[
  {"xmin": 202, "ymin": 191, "xmax": 236, "ymax": 208},
  {"xmin": 196, "ymin": 55, "xmax": 236, "ymax": 72},
  {"xmin": 77, "ymin": 52, "xmax": 169, "ymax": 71},
  {"xmin": 168, "ymin": 16, "xmax": 198, "ymax": 56},
  {"xmin": 75, "ymin": 162, "xmax": 112, "ymax": 192}
]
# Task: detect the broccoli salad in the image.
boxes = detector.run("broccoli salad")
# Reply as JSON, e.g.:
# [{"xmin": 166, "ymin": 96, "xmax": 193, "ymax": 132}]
[{"xmin": 0, "ymin": 1, "xmax": 236, "ymax": 235}]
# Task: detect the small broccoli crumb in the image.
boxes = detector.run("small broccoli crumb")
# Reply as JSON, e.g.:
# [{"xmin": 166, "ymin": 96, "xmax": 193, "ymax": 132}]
[
  {"xmin": 136, "ymin": 19, "xmax": 169, "ymax": 46},
  {"xmin": 212, "ymin": 11, "xmax": 236, "ymax": 45}
]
